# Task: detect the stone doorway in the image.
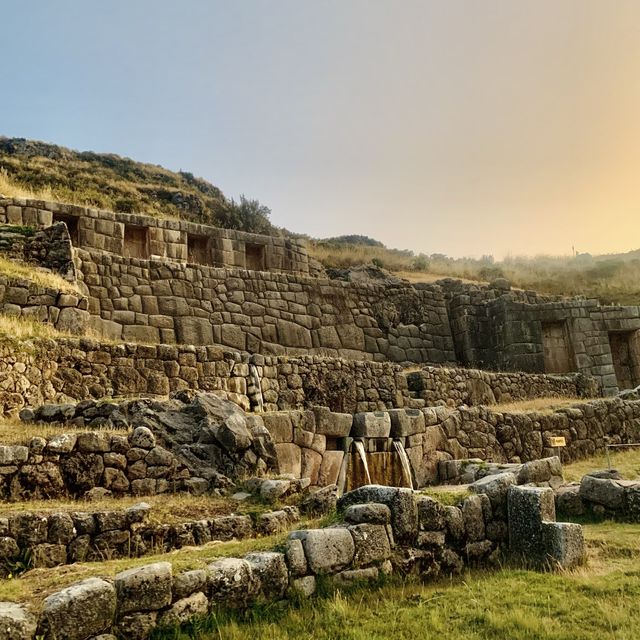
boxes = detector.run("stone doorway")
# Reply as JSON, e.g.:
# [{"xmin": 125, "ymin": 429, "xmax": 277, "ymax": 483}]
[
  {"xmin": 541, "ymin": 321, "xmax": 574, "ymax": 373},
  {"xmin": 608, "ymin": 330, "xmax": 640, "ymax": 390}
]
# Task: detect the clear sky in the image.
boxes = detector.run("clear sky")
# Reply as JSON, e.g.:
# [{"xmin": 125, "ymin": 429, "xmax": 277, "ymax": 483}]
[{"xmin": 2, "ymin": 1, "xmax": 640, "ymax": 258}]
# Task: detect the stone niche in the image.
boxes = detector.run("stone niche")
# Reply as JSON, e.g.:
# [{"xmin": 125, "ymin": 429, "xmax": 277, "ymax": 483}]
[
  {"xmin": 609, "ymin": 330, "xmax": 640, "ymax": 390},
  {"xmin": 541, "ymin": 321, "xmax": 575, "ymax": 374},
  {"xmin": 123, "ymin": 224, "xmax": 149, "ymax": 259}
]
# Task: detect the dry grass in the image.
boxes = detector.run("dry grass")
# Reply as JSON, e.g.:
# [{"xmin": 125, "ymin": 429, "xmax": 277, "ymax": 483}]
[
  {"xmin": 0, "ymin": 315, "xmax": 66, "ymax": 344},
  {"xmin": 395, "ymin": 270, "xmax": 487, "ymax": 285},
  {"xmin": 0, "ymin": 531, "xmax": 290, "ymax": 608},
  {"xmin": 490, "ymin": 396, "xmax": 594, "ymax": 415},
  {"xmin": 564, "ymin": 446, "xmax": 640, "ymax": 482},
  {"xmin": 0, "ymin": 254, "xmax": 80, "ymax": 294},
  {"xmin": 0, "ymin": 491, "xmax": 258, "ymax": 524},
  {"xmin": 0, "ymin": 169, "xmax": 58, "ymax": 202},
  {"xmin": 0, "ymin": 417, "xmax": 128, "ymax": 445}
]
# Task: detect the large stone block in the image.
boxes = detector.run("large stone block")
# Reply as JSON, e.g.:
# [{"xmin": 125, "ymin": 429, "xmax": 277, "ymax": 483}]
[
  {"xmin": 313, "ymin": 407, "xmax": 353, "ymax": 437},
  {"xmin": 542, "ymin": 522, "xmax": 585, "ymax": 569},
  {"xmin": 38, "ymin": 578, "xmax": 116, "ymax": 640},
  {"xmin": 0, "ymin": 602, "xmax": 37, "ymax": 640},
  {"xmin": 579, "ymin": 475, "xmax": 625, "ymax": 509},
  {"xmin": 348, "ymin": 523, "xmax": 391, "ymax": 566},
  {"xmin": 507, "ymin": 485, "xmax": 555, "ymax": 559},
  {"xmin": 470, "ymin": 472, "xmax": 517, "ymax": 517},
  {"xmin": 208, "ymin": 557, "xmax": 259, "ymax": 608},
  {"xmin": 317, "ymin": 450, "xmax": 344, "ymax": 486},
  {"xmin": 352, "ymin": 412, "xmax": 391, "ymax": 438},
  {"xmin": 274, "ymin": 443, "xmax": 302, "ymax": 478},
  {"xmin": 175, "ymin": 317, "xmax": 214, "ymax": 345},
  {"xmin": 388, "ymin": 409, "xmax": 426, "ymax": 437},
  {"xmin": 338, "ymin": 485, "xmax": 417, "ymax": 544},
  {"xmin": 245, "ymin": 551, "xmax": 288, "ymax": 599},
  {"xmin": 289, "ymin": 528, "xmax": 355, "ymax": 574},
  {"xmin": 115, "ymin": 562, "xmax": 173, "ymax": 614}
]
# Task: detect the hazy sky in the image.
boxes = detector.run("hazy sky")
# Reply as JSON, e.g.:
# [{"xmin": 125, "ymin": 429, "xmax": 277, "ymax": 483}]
[{"xmin": 2, "ymin": 1, "xmax": 640, "ymax": 258}]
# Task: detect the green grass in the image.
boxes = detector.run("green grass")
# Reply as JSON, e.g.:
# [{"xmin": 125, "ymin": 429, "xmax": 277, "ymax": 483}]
[
  {"xmin": 158, "ymin": 521, "xmax": 640, "ymax": 640},
  {"xmin": 563, "ymin": 447, "xmax": 640, "ymax": 483}
]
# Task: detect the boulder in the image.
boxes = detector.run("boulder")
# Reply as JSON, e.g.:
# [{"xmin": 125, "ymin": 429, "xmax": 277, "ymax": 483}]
[
  {"xmin": 352, "ymin": 412, "xmax": 391, "ymax": 438},
  {"xmin": 0, "ymin": 602, "xmax": 36, "ymax": 640},
  {"xmin": 157, "ymin": 592, "xmax": 208, "ymax": 628},
  {"xmin": 245, "ymin": 551, "xmax": 289, "ymax": 599},
  {"xmin": 344, "ymin": 503, "xmax": 391, "ymax": 525},
  {"xmin": 38, "ymin": 578, "xmax": 116, "ymax": 640},
  {"xmin": 115, "ymin": 562, "xmax": 173, "ymax": 613},
  {"xmin": 542, "ymin": 522, "xmax": 585, "ymax": 569},
  {"xmin": 579, "ymin": 475, "xmax": 625, "ymax": 509},
  {"xmin": 348, "ymin": 523, "xmax": 391, "ymax": 566},
  {"xmin": 289, "ymin": 528, "xmax": 355, "ymax": 574},
  {"xmin": 208, "ymin": 557, "xmax": 259, "ymax": 608}
]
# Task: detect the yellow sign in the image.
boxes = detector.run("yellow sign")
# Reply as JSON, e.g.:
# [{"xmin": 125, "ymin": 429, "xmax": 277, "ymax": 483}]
[{"xmin": 549, "ymin": 436, "xmax": 566, "ymax": 447}]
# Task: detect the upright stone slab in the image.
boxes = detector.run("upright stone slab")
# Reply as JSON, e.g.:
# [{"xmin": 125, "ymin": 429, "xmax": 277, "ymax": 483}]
[
  {"xmin": 507, "ymin": 485, "xmax": 555, "ymax": 561},
  {"xmin": 542, "ymin": 522, "xmax": 585, "ymax": 569},
  {"xmin": 289, "ymin": 528, "xmax": 355, "ymax": 574}
]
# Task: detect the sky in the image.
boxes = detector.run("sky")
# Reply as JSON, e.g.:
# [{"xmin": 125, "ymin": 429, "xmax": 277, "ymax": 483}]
[{"xmin": 2, "ymin": 0, "xmax": 640, "ymax": 259}]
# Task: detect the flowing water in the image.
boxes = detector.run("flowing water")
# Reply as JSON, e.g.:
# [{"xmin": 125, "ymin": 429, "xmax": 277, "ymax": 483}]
[
  {"xmin": 339, "ymin": 438, "xmax": 414, "ymax": 494},
  {"xmin": 248, "ymin": 364, "xmax": 264, "ymax": 412}
]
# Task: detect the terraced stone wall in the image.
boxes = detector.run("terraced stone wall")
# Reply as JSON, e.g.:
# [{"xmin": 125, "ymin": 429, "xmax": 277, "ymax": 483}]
[{"xmin": 76, "ymin": 248, "xmax": 456, "ymax": 363}]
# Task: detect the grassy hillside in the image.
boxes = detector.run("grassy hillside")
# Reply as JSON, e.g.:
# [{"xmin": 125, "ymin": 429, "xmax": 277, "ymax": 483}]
[
  {"xmin": 309, "ymin": 238, "xmax": 640, "ymax": 306},
  {"xmin": 0, "ymin": 137, "xmax": 273, "ymax": 234}
]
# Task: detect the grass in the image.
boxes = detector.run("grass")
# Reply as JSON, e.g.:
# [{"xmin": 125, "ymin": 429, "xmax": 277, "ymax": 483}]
[
  {"xmin": 0, "ymin": 253, "xmax": 81, "ymax": 294},
  {"xmin": 563, "ymin": 447, "xmax": 640, "ymax": 483},
  {"xmin": 0, "ymin": 417, "xmax": 127, "ymax": 444},
  {"xmin": 155, "ymin": 521, "xmax": 640, "ymax": 640},
  {"xmin": 490, "ymin": 397, "xmax": 594, "ymax": 415}
]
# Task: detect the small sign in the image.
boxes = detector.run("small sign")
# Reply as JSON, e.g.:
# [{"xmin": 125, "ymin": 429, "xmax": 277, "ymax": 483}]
[{"xmin": 549, "ymin": 436, "xmax": 566, "ymax": 447}]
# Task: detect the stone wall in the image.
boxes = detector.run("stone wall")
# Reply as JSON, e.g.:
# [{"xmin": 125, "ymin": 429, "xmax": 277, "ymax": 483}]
[
  {"xmin": 406, "ymin": 365, "xmax": 598, "ymax": 407},
  {"xmin": 0, "ymin": 197, "xmax": 312, "ymax": 275},
  {"xmin": 0, "ymin": 277, "xmax": 88, "ymax": 335},
  {"xmin": 76, "ymin": 248, "xmax": 456, "ymax": 363},
  {"xmin": 441, "ymin": 280, "xmax": 640, "ymax": 396},
  {"xmin": 0, "ymin": 483, "xmax": 582, "ymax": 639},
  {"xmin": 0, "ymin": 426, "xmax": 196, "ymax": 502},
  {"xmin": 0, "ymin": 502, "xmax": 299, "ymax": 571}
]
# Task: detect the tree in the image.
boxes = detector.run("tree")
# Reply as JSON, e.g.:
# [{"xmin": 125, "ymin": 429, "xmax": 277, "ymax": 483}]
[{"xmin": 218, "ymin": 195, "xmax": 273, "ymax": 235}]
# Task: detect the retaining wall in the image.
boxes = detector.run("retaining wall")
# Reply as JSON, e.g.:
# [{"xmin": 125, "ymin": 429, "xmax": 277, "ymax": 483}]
[{"xmin": 0, "ymin": 483, "xmax": 582, "ymax": 639}]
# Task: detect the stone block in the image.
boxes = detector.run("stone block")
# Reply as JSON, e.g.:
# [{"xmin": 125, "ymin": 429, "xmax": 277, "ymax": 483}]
[
  {"xmin": 507, "ymin": 485, "xmax": 555, "ymax": 559},
  {"xmin": 115, "ymin": 562, "xmax": 173, "ymax": 613},
  {"xmin": 352, "ymin": 412, "xmax": 391, "ymax": 438},
  {"xmin": 38, "ymin": 578, "xmax": 116, "ymax": 640},
  {"xmin": 470, "ymin": 471, "xmax": 517, "ymax": 517},
  {"xmin": 388, "ymin": 409, "xmax": 426, "ymax": 437},
  {"xmin": 274, "ymin": 443, "xmax": 302, "ymax": 478},
  {"xmin": 579, "ymin": 475, "xmax": 625, "ymax": 509},
  {"xmin": 313, "ymin": 406, "xmax": 353, "ymax": 437},
  {"xmin": 208, "ymin": 557, "xmax": 259, "ymax": 608},
  {"xmin": 245, "ymin": 551, "xmax": 289, "ymax": 599},
  {"xmin": 175, "ymin": 317, "xmax": 214, "ymax": 345},
  {"xmin": 289, "ymin": 528, "xmax": 355, "ymax": 574},
  {"xmin": 348, "ymin": 523, "xmax": 391, "ymax": 566},
  {"xmin": 542, "ymin": 522, "xmax": 585, "ymax": 569},
  {"xmin": 0, "ymin": 602, "xmax": 36, "ymax": 640},
  {"xmin": 344, "ymin": 503, "xmax": 391, "ymax": 526},
  {"xmin": 317, "ymin": 450, "xmax": 344, "ymax": 486},
  {"xmin": 157, "ymin": 592, "xmax": 208, "ymax": 628}
]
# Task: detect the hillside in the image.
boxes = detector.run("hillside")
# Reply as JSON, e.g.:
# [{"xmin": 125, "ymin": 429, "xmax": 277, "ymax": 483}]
[{"xmin": 0, "ymin": 137, "xmax": 273, "ymax": 234}]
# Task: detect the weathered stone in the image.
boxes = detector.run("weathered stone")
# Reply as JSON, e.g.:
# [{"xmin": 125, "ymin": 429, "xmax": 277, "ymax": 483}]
[
  {"xmin": 344, "ymin": 503, "xmax": 391, "ymax": 526},
  {"xmin": 130, "ymin": 427, "xmax": 156, "ymax": 450},
  {"xmin": 0, "ymin": 602, "xmax": 37, "ymax": 640},
  {"xmin": 508, "ymin": 485, "xmax": 555, "ymax": 561},
  {"xmin": 461, "ymin": 495, "xmax": 485, "ymax": 542},
  {"xmin": 45, "ymin": 433, "xmax": 77, "ymax": 454},
  {"xmin": 116, "ymin": 612, "xmax": 157, "ymax": 640},
  {"xmin": 348, "ymin": 523, "xmax": 391, "ymax": 566},
  {"xmin": 352, "ymin": 412, "xmax": 391, "ymax": 438},
  {"xmin": 48, "ymin": 513, "xmax": 76, "ymax": 544},
  {"xmin": 246, "ymin": 551, "xmax": 289, "ymax": 599},
  {"xmin": 313, "ymin": 407, "xmax": 353, "ymax": 437},
  {"xmin": 260, "ymin": 479, "xmax": 291, "ymax": 501},
  {"xmin": 289, "ymin": 575, "xmax": 316, "ymax": 597},
  {"xmin": 157, "ymin": 592, "xmax": 209, "ymax": 628},
  {"xmin": 289, "ymin": 528, "xmax": 355, "ymax": 574},
  {"xmin": 285, "ymin": 538, "xmax": 307, "ymax": 576},
  {"xmin": 470, "ymin": 472, "xmax": 516, "ymax": 517},
  {"xmin": 416, "ymin": 496, "xmax": 447, "ymax": 531},
  {"xmin": 208, "ymin": 557, "xmax": 259, "ymax": 608},
  {"xmin": 542, "ymin": 522, "xmax": 585, "ymax": 569},
  {"xmin": 332, "ymin": 566, "xmax": 379, "ymax": 586},
  {"xmin": 173, "ymin": 569, "xmax": 207, "ymax": 600},
  {"xmin": 579, "ymin": 475, "xmax": 625, "ymax": 509},
  {"xmin": 115, "ymin": 562, "xmax": 173, "ymax": 613},
  {"xmin": 38, "ymin": 578, "xmax": 116, "ymax": 640}
]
